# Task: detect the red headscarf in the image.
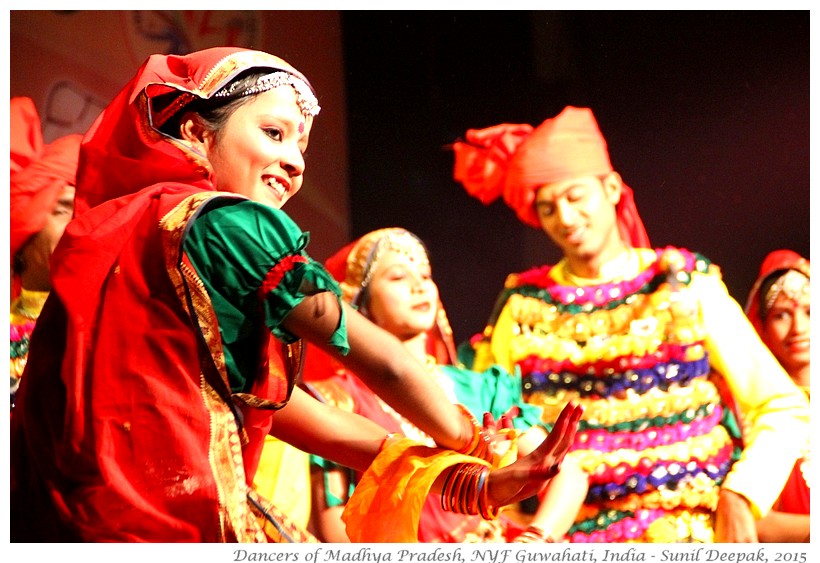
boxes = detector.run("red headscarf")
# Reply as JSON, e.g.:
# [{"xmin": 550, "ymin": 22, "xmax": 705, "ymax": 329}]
[
  {"xmin": 744, "ymin": 249, "xmax": 810, "ymax": 336},
  {"xmin": 10, "ymin": 97, "xmax": 82, "ymax": 261},
  {"xmin": 12, "ymin": 48, "xmax": 321, "ymax": 542},
  {"xmin": 452, "ymin": 106, "xmax": 650, "ymax": 248},
  {"xmin": 74, "ymin": 46, "xmax": 316, "ymax": 215}
]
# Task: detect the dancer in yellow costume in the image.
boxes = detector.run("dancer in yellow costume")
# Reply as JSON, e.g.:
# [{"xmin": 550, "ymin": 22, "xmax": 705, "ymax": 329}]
[{"xmin": 451, "ymin": 106, "xmax": 810, "ymax": 542}]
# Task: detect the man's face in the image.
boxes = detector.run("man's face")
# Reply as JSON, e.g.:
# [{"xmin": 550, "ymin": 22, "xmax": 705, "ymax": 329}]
[
  {"xmin": 18, "ymin": 184, "xmax": 75, "ymax": 291},
  {"xmin": 187, "ymin": 86, "xmax": 312, "ymax": 210},
  {"xmin": 534, "ymin": 174, "xmax": 622, "ymax": 266}
]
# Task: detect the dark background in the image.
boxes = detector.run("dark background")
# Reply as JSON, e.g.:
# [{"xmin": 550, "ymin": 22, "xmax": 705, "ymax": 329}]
[{"xmin": 340, "ymin": 11, "xmax": 810, "ymax": 345}]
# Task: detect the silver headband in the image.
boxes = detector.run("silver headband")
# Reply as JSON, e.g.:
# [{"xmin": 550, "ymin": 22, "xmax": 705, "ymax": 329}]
[
  {"xmin": 352, "ymin": 231, "xmax": 430, "ymax": 308},
  {"xmin": 764, "ymin": 269, "xmax": 810, "ymax": 317},
  {"xmin": 213, "ymin": 71, "xmax": 320, "ymax": 117}
]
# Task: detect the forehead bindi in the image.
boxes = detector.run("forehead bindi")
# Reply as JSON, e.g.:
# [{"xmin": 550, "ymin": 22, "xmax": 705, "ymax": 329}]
[{"xmin": 298, "ymin": 121, "xmax": 305, "ymax": 134}]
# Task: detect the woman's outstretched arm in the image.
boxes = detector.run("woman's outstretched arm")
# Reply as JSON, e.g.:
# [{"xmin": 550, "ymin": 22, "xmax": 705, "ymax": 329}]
[
  {"xmin": 271, "ymin": 385, "xmax": 585, "ymax": 512},
  {"xmin": 282, "ymin": 292, "xmax": 470, "ymax": 451},
  {"xmin": 269, "ymin": 386, "xmax": 386, "ymax": 472}
]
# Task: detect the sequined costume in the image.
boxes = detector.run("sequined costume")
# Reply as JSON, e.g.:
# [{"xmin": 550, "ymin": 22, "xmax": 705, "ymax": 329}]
[
  {"xmin": 468, "ymin": 247, "xmax": 810, "ymax": 542},
  {"xmin": 9, "ymin": 289, "xmax": 48, "ymax": 407}
]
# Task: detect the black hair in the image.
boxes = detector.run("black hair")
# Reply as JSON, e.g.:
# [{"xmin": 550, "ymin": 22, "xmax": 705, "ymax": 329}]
[{"xmin": 154, "ymin": 69, "xmax": 273, "ymax": 139}]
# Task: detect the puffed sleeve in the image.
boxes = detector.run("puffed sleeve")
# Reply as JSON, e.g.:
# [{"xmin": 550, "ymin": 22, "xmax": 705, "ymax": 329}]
[{"xmin": 183, "ymin": 198, "xmax": 349, "ymax": 388}]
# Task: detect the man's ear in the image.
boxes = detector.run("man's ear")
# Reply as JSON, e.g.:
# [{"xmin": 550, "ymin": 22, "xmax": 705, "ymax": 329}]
[
  {"xmin": 178, "ymin": 111, "xmax": 211, "ymax": 155},
  {"xmin": 602, "ymin": 171, "xmax": 623, "ymax": 206}
]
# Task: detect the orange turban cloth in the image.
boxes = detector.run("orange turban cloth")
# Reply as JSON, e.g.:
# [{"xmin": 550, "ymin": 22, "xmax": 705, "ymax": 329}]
[
  {"xmin": 10, "ymin": 97, "xmax": 82, "ymax": 260},
  {"xmin": 453, "ymin": 106, "xmax": 650, "ymax": 248}
]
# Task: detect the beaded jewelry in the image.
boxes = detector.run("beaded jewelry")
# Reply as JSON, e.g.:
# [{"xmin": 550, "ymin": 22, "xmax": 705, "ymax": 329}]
[
  {"xmin": 349, "ymin": 230, "xmax": 430, "ymax": 307},
  {"xmin": 763, "ymin": 269, "xmax": 810, "ymax": 317},
  {"xmin": 213, "ymin": 71, "xmax": 321, "ymax": 117}
]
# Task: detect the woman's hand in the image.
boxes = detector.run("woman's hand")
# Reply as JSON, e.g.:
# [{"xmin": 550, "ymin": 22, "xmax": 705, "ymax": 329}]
[
  {"xmin": 485, "ymin": 401, "xmax": 584, "ymax": 508},
  {"xmin": 479, "ymin": 407, "xmax": 518, "ymax": 461}
]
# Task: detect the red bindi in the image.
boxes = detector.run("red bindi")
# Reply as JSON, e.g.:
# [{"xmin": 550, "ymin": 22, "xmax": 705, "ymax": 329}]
[{"xmin": 298, "ymin": 122, "xmax": 305, "ymax": 134}]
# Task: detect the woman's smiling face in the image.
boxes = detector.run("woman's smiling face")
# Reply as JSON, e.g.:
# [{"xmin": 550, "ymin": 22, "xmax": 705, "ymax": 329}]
[
  {"xmin": 185, "ymin": 85, "xmax": 312, "ymax": 209},
  {"xmin": 762, "ymin": 285, "xmax": 811, "ymax": 378}
]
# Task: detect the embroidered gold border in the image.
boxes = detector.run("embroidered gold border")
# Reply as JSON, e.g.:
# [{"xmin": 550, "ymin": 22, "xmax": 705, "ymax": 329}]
[{"xmin": 159, "ymin": 192, "xmax": 265, "ymax": 542}]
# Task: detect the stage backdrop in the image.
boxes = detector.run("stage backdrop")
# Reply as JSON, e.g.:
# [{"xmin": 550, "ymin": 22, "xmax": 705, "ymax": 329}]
[{"xmin": 9, "ymin": 9, "xmax": 350, "ymax": 263}]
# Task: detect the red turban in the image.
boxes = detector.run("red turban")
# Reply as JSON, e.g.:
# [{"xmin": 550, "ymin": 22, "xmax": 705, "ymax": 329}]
[
  {"xmin": 10, "ymin": 97, "xmax": 82, "ymax": 260},
  {"xmin": 453, "ymin": 106, "xmax": 650, "ymax": 248}
]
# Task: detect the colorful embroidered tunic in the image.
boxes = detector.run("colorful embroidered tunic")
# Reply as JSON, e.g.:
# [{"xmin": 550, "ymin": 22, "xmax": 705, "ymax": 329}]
[
  {"xmin": 10, "ymin": 288, "xmax": 48, "ymax": 408},
  {"xmin": 469, "ymin": 247, "xmax": 810, "ymax": 542}
]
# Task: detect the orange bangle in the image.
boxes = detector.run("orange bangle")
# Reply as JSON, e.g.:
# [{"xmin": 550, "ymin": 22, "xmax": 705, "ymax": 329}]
[
  {"xmin": 454, "ymin": 405, "xmax": 494, "ymax": 461},
  {"xmin": 478, "ymin": 466, "xmax": 499, "ymax": 520},
  {"xmin": 465, "ymin": 464, "xmax": 484, "ymax": 515},
  {"xmin": 440, "ymin": 464, "xmax": 459, "ymax": 512},
  {"xmin": 451, "ymin": 466, "xmax": 467, "ymax": 513}
]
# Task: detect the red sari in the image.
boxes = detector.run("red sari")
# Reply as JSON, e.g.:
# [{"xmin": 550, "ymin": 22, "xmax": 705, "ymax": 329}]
[{"xmin": 10, "ymin": 47, "xmax": 326, "ymax": 542}]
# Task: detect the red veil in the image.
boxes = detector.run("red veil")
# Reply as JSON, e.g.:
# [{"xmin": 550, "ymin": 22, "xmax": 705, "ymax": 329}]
[{"xmin": 11, "ymin": 47, "xmax": 316, "ymax": 542}]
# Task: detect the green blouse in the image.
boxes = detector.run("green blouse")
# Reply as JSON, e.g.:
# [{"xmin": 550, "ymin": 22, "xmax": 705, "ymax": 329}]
[{"xmin": 183, "ymin": 198, "xmax": 348, "ymax": 393}]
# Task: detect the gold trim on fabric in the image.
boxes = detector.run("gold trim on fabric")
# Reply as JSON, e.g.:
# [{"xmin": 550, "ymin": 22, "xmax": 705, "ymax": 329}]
[
  {"xmin": 160, "ymin": 193, "xmax": 233, "ymax": 385},
  {"xmin": 201, "ymin": 376, "xmax": 265, "ymax": 541},
  {"xmin": 234, "ymin": 340, "xmax": 301, "ymax": 410},
  {"xmin": 247, "ymin": 489, "xmax": 318, "ymax": 543},
  {"xmin": 159, "ymin": 192, "xmax": 265, "ymax": 542}
]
